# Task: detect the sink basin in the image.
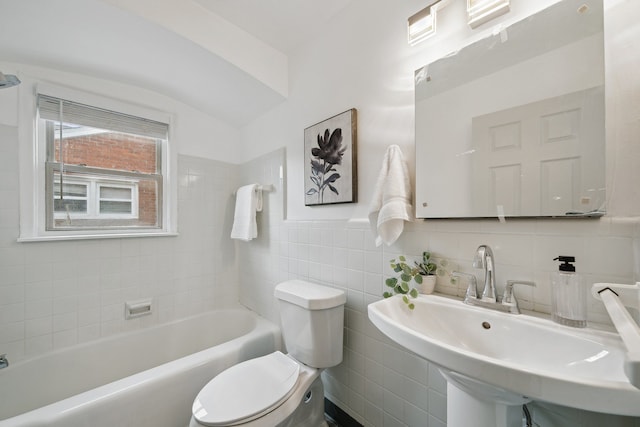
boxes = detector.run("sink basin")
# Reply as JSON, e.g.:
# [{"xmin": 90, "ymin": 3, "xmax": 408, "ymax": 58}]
[{"xmin": 368, "ymin": 294, "xmax": 640, "ymax": 417}]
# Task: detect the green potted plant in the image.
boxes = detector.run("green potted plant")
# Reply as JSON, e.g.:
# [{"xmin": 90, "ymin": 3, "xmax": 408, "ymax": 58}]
[{"xmin": 384, "ymin": 251, "xmax": 438, "ymax": 309}]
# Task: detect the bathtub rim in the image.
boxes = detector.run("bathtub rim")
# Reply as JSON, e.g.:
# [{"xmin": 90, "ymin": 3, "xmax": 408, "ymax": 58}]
[{"xmin": 0, "ymin": 305, "xmax": 281, "ymax": 425}]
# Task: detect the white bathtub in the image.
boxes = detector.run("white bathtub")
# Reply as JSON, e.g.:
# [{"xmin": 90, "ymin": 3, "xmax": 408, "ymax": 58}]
[{"xmin": 0, "ymin": 308, "xmax": 280, "ymax": 427}]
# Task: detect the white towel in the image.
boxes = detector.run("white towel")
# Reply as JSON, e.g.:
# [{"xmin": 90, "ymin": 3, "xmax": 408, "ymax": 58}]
[
  {"xmin": 368, "ymin": 145, "xmax": 414, "ymax": 246},
  {"xmin": 231, "ymin": 184, "xmax": 263, "ymax": 241}
]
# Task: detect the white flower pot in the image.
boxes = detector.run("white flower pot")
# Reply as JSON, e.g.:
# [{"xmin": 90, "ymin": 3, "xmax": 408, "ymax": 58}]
[{"xmin": 419, "ymin": 275, "xmax": 437, "ymax": 294}]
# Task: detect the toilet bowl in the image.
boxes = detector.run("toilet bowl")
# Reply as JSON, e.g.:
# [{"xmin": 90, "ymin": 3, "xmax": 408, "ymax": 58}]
[
  {"xmin": 189, "ymin": 280, "xmax": 346, "ymax": 427},
  {"xmin": 189, "ymin": 352, "xmax": 326, "ymax": 427}
]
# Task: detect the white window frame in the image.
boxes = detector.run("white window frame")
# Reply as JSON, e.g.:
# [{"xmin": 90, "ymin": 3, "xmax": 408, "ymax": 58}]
[{"xmin": 18, "ymin": 80, "xmax": 178, "ymax": 242}]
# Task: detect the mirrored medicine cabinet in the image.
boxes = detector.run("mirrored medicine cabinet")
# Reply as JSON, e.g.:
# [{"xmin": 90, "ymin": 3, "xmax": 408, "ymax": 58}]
[{"xmin": 415, "ymin": 0, "xmax": 605, "ymax": 219}]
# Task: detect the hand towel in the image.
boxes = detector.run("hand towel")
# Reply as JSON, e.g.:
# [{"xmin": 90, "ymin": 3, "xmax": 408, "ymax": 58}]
[
  {"xmin": 368, "ymin": 145, "xmax": 414, "ymax": 246},
  {"xmin": 231, "ymin": 184, "xmax": 263, "ymax": 241}
]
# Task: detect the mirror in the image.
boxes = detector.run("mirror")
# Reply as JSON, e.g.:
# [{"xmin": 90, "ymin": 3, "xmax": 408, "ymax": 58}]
[{"xmin": 415, "ymin": 0, "xmax": 605, "ymax": 219}]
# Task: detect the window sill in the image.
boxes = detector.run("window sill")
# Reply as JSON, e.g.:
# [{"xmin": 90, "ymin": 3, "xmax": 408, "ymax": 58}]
[{"xmin": 17, "ymin": 231, "xmax": 179, "ymax": 243}]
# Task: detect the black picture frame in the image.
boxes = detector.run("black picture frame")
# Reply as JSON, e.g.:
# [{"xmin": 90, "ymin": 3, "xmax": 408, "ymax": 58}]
[{"xmin": 304, "ymin": 108, "xmax": 357, "ymax": 206}]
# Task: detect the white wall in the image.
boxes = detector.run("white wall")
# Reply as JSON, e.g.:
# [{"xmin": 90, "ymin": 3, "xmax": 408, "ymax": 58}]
[
  {"xmin": 236, "ymin": 0, "xmax": 640, "ymax": 426},
  {"xmin": 0, "ymin": 65, "xmax": 242, "ymax": 363},
  {"xmin": 241, "ymin": 0, "xmax": 640, "ymax": 221},
  {"xmin": 605, "ymin": 0, "xmax": 640, "ymax": 217},
  {"xmin": 0, "ymin": 0, "xmax": 639, "ymax": 426},
  {"xmin": 240, "ymin": 0, "xmax": 570, "ymax": 221},
  {"xmin": 0, "ymin": 62, "xmax": 243, "ymax": 163}
]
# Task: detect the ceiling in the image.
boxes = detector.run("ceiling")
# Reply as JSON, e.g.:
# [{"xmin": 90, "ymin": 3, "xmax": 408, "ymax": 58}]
[
  {"xmin": 0, "ymin": 0, "xmax": 352, "ymax": 127},
  {"xmin": 194, "ymin": 0, "xmax": 353, "ymax": 54}
]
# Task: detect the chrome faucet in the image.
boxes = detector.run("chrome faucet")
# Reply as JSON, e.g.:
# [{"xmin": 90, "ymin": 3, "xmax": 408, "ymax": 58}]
[
  {"xmin": 473, "ymin": 245, "xmax": 496, "ymax": 301},
  {"xmin": 0, "ymin": 354, "xmax": 8, "ymax": 369},
  {"xmin": 459, "ymin": 245, "xmax": 536, "ymax": 314},
  {"xmin": 502, "ymin": 280, "xmax": 536, "ymax": 314},
  {"xmin": 452, "ymin": 272, "xmax": 478, "ymax": 301}
]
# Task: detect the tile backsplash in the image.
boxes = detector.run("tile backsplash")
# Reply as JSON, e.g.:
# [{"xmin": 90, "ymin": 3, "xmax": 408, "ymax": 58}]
[
  {"xmin": 0, "ymin": 153, "xmax": 239, "ymax": 363},
  {"xmin": 3, "ymin": 145, "xmax": 639, "ymax": 426},
  {"xmin": 238, "ymin": 150, "xmax": 640, "ymax": 426}
]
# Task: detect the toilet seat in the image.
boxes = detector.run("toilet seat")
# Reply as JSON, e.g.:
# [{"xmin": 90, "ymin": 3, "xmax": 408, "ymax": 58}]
[{"xmin": 192, "ymin": 351, "xmax": 300, "ymax": 426}]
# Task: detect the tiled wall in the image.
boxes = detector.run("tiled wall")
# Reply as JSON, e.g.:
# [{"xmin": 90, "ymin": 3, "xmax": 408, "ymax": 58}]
[
  {"xmin": 3, "ymin": 138, "xmax": 639, "ymax": 426},
  {"xmin": 0, "ymin": 149, "xmax": 239, "ymax": 364},
  {"xmin": 238, "ymin": 150, "xmax": 640, "ymax": 427}
]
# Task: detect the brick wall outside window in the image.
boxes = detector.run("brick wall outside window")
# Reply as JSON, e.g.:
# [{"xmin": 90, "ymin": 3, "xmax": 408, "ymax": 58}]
[{"xmin": 55, "ymin": 132, "xmax": 158, "ymax": 224}]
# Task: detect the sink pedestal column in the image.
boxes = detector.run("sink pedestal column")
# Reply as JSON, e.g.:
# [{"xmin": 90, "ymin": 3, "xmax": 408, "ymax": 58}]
[
  {"xmin": 440, "ymin": 369, "xmax": 530, "ymax": 427},
  {"xmin": 447, "ymin": 383, "xmax": 523, "ymax": 427}
]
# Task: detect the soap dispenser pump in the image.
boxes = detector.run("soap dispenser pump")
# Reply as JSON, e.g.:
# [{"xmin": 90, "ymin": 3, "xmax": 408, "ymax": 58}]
[{"xmin": 550, "ymin": 256, "xmax": 586, "ymax": 328}]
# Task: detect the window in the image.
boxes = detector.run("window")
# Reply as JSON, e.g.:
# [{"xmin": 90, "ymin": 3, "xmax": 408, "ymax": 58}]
[
  {"xmin": 53, "ymin": 177, "xmax": 139, "ymax": 220},
  {"xmin": 39, "ymin": 94, "xmax": 166, "ymax": 232},
  {"xmin": 18, "ymin": 82, "xmax": 176, "ymax": 241}
]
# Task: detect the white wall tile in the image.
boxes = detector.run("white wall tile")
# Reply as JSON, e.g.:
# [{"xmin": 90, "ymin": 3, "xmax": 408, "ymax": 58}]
[
  {"xmin": 25, "ymin": 317, "xmax": 51, "ymax": 338},
  {"xmin": 363, "ymin": 400, "xmax": 383, "ymax": 427},
  {"xmin": 0, "ymin": 266, "xmax": 24, "ymax": 286},
  {"xmin": 0, "ymin": 284, "xmax": 24, "ymax": 305},
  {"xmin": 347, "ymin": 269, "xmax": 364, "ymax": 292},
  {"xmin": 3, "ymin": 138, "xmax": 633, "ymax": 427},
  {"xmin": 363, "ymin": 272, "xmax": 383, "ymax": 297},
  {"xmin": 0, "ymin": 154, "xmax": 242, "ymax": 364},
  {"xmin": 428, "ymin": 389, "xmax": 447, "ymax": 423},
  {"xmin": 382, "ymin": 389, "xmax": 404, "ymax": 421},
  {"xmin": 53, "ymin": 329, "xmax": 77, "ymax": 349},
  {"xmin": 0, "ymin": 321, "xmax": 23, "ymax": 343},
  {"xmin": 404, "ymin": 401, "xmax": 430, "ymax": 427}
]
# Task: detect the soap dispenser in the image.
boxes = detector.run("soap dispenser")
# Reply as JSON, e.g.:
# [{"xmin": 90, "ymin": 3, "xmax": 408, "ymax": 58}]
[{"xmin": 550, "ymin": 256, "xmax": 586, "ymax": 328}]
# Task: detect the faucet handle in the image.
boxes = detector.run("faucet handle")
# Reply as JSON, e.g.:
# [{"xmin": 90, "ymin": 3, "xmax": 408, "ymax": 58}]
[
  {"xmin": 452, "ymin": 272, "xmax": 478, "ymax": 300},
  {"xmin": 502, "ymin": 280, "xmax": 536, "ymax": 314}
]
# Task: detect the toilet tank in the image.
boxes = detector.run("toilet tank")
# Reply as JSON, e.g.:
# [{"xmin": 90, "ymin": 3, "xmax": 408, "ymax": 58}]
[{"xmin": 274, "ymin": 280, "xmax": 346, "ymax": 368}]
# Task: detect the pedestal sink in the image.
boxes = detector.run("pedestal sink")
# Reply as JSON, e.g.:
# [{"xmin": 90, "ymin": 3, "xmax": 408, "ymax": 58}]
[{"xmin": 368, "ymin": 294, "xmax": 640, "ymax": 426}]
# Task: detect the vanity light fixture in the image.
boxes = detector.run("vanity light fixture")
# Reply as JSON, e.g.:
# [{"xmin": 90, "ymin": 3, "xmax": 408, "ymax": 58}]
[
  {"xmin": 408, "ymin": 0, "xmax": 443, "ymax": 46},
  {"xmin": 467, "ymin": 0, "xmax": 510, "ymax": 29}
]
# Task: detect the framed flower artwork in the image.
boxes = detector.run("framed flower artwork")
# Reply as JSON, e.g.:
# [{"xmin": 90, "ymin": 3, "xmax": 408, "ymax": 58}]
[{"xmin": 304, "ymin": 108, "xmax": 357, "ymax": 206}]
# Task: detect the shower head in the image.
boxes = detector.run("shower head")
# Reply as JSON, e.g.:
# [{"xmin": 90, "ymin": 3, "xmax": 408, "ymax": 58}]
[{"xmin": 0, "ymin": 72, "xmax": 20, "ymax": 89}]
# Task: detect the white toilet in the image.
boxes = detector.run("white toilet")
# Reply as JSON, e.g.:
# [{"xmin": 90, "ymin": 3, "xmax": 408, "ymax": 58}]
[{"xmin": 189, "ymin": 280, "xmax": 346, "ymax": 427}]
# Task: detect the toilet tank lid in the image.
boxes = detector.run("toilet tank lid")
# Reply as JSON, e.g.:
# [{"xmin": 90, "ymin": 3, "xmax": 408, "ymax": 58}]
[{"xmin": 275, "ymin": 280, "xmax": 346, "ymax": 310}]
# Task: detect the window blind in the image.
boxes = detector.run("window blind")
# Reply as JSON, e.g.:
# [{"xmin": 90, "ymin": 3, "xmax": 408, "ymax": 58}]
[{"xmin": 37, "ymin": 94, "xmax": 169, "ymax": 140}]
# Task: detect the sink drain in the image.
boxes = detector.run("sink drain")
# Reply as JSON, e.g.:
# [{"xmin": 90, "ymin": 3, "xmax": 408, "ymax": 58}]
[{"xmin": 482, "ymin": 321, "xmax": 491, "ymax": 329}]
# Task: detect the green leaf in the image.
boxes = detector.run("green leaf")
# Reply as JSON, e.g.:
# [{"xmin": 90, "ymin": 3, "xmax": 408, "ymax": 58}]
[
  {"xmin": 409, "ymin": 288, "xmax": 419, "ymax": 298},
  {"xmin": 395, "ymin": 284, "xmax": 406, "ymax": 294},
  {"xmin": 414, "ymin": 274, "xmax": 423, "ymax": 284},
  {"xmin": 399, "ymin": 255, "xmax": 406, "ymax": 262},
  {"xmin": 402, "ymin": 295, "xmax": 409, "ymax": 304},
  {"xmin": 383, "ymin": 291, "xmax": 393, "ymax": 298},
  {"xmin": 402, "ymin": 265, "xmax": 412, "ymax": 275},
  {"xmin": 408, "ymin": 303, "xmax": 415, "ymax": 310},
  {"xmin": 385, "ymin": 278, "xmax": 397, "ymax": 288},
  {"xmin": 400, "ymin": 282, "xmax": 410, "ymax": 292},
  {"xmin": 400, "ymin": 273, "xmax": 411, "ymax": 282}
]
